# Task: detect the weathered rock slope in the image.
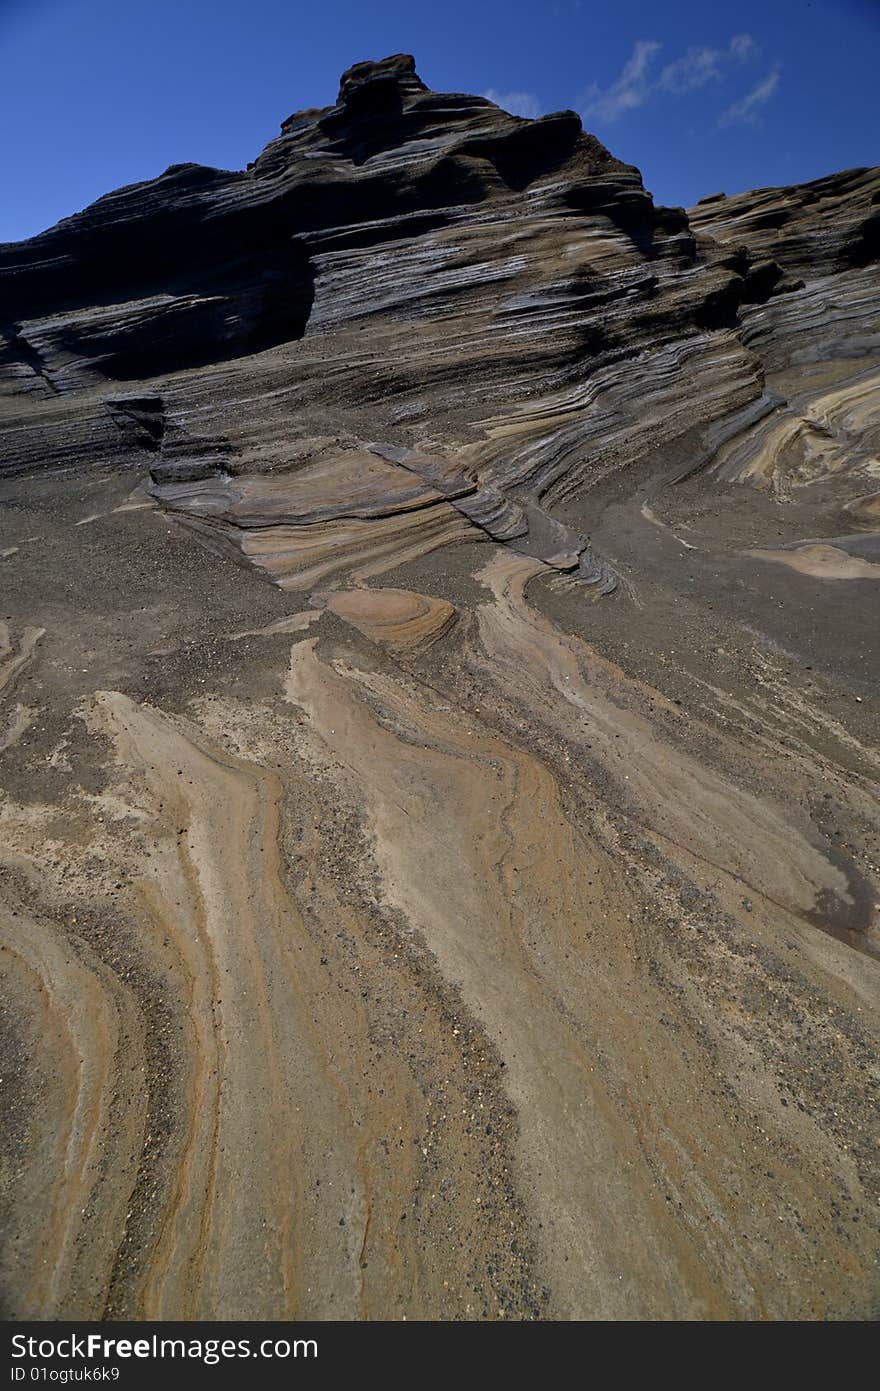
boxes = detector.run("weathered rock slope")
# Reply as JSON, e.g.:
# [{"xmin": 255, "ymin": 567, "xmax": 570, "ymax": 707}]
[{"xmin": 0, "ymin": 56, "xmax": 878, "ymax": 1320}]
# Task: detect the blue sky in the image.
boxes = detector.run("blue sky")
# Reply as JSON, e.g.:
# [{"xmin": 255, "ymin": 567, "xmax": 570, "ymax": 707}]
[{"xmin": 1, "ymin": 0, "xmax": 877, "ymax": 243}]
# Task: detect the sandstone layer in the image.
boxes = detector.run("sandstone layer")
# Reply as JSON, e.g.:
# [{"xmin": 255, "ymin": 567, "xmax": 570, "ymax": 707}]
[{"xmin": 0, "ymin": 56, "xmax": 878, "ymax": 1320}]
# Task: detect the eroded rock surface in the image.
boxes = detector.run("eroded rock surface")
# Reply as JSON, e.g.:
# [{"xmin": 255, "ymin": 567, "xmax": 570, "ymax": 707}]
[{"xmin": 0, "ymin": 56, "xmax": 878, "ymax": 1320}]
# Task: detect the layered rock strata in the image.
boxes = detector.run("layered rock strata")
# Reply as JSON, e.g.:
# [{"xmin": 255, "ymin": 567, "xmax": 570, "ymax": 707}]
[{"xmin": 0, "ymin": 56, "xmax": 878, "ymax": 1321}]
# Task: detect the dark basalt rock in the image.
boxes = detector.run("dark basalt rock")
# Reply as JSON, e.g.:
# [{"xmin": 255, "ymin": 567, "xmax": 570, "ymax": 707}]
[
  {"xmin": 337, "ymin": 52, "xmax": 429, "ymax": 107},
  {"xmin": 0, "ymin": 56, "xmax": 877, "ymax": 587},
  {"xmin": 105, "ymin": 393, "xmax": 166, "ymax": 452},
  {"xmin": 689, "ymin": 166, "xmax": 880, "ymax": 278}
]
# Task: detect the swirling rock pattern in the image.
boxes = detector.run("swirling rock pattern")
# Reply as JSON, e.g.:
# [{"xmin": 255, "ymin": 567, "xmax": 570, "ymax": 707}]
[
  {"xmin": 321, "ymin": 588, "xmax": 457, "ymax": 649},
  {"xmin": 0, "ymin": 56, "xmax": 878, "ymax": 1320}
]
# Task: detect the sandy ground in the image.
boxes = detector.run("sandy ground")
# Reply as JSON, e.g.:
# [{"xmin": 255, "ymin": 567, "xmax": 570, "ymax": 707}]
[{"xmin": 0, "ymin": 443, "xmax": 877, "ymax": 1321}]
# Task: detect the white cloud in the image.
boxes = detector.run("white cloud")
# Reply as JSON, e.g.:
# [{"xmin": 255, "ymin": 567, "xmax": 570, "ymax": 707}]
[
  {"xmin": 580, "ymin": 39, "xmax": 661, "ymax": 123},
  {"xmin": 659, "ymin": 33, "xmax": 757, "ymax": 93},
  {"xmin": 580, "ymin": 32, "xmax": 761, "ymax": 125},
  {"xmin": 660, "ymin": 43, "xmax": 732, "ymax": 94},
  {"xmin": 730, "ymin": 33, "xmax": 756, "ymax": 61},
  {"xmin": 483, "ymin": 88, "xmax": 542, "ymax": 119},
  {"xmin": 718, "ymin": 66, "xmax": 781, "ymax": 127}
]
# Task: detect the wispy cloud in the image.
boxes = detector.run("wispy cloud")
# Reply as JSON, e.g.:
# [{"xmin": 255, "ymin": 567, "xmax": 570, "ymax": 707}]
[
  {"xmin": 657, "ymin": 46, "xmax": 725, "ymax": 95},
  {"xmin": 486, "ymin": 34, "xmax": 777, "ymax": 134},
  {"xmin": 718, "ymin": 66, "xmax": 781, "ymax": 127},
  {"xmin": 483, "ymin": 88, "xmax": 542, "ymax": 119},
  {"xmin": 580, "ymin": 39, "xmax": 661, "ymax": 123},
  {"xmin": 730, "ymin": 33, "xmax": 756, "ymax": 61},
  {"xmin": 580, "ymin": 33, "xmax": 762, "ymax": 124},
  {"xmin": 659, "ymin": 35, "xmax": 754, "ymax": 94}
]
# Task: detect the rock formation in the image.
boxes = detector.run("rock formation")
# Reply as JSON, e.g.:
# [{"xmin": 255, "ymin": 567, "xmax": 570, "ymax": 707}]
[{"xmin": 0, "ymin": 56, "xmax": 878, "ymax": 1321}]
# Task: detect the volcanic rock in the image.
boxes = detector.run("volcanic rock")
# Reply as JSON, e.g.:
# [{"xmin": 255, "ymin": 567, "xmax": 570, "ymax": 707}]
[{"xmin": 0, "ymin": 58, "xmax": 878, "ymax": 1323}]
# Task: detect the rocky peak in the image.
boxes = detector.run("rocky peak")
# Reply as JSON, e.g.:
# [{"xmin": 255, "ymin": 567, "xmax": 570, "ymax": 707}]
[
  {"xmin": 0, "ymin": 57, "xmax": 876, "ymax": 499},
  {"xmin": 336, "ymin": 52, "xmax": 428, "ymax": 109}
]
